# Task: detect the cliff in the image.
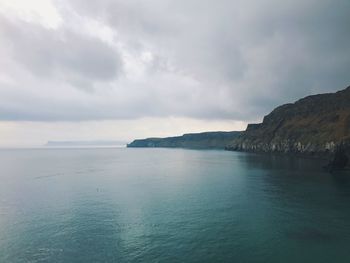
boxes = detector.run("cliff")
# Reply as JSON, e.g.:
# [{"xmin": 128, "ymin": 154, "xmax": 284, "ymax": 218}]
[
  {"xmin": 127, "ymin": 131, "xmax": 241, "ymax": 149},
  {"xmin": 226, "ymin": 86, "xmax": 350, "ymax": 156}
]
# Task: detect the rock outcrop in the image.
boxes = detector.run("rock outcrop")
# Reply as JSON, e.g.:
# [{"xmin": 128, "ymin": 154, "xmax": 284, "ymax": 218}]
[
  {"xmin": 226, "ymin": 86, "xmax": 350, "ymax": 157},
  {"xmin": 127, "ymin": 131, "xmax": 241, "ymax": 149},
  {"xmin": 323, "ymin": 144, "xmax": 349, "ymax": 171}
]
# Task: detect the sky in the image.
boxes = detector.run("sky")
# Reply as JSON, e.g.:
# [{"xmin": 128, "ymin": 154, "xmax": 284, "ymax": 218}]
[{"xmin": 0, "ymin": 0, "xmax": 349, "ymax": 147}]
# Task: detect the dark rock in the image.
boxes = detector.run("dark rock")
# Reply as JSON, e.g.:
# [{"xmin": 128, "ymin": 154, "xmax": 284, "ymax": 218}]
[{"xmin": 324, "ymin": 145, "xmax": 349, "ymax": 172}]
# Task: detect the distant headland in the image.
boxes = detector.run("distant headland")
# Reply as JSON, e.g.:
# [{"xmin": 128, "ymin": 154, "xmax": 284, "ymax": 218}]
[{"xmin": 127, "ymin": 131, "xmax": 241, "ymax": 149}]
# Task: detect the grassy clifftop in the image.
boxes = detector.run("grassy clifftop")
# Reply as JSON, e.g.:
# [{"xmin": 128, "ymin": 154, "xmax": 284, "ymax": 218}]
[{"xmin": 127, "ymin": 131, "xmax": 241, "ymax": 149}]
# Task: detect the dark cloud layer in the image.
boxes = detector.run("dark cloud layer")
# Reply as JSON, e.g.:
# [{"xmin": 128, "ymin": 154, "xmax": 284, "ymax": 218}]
[
  {"xmin": 0, "ymin": 0, "xmax": 349, "ymax": 122},
  {"xmin": 0, "ymin": 16, "xmax": 122, "ymax": 90}
]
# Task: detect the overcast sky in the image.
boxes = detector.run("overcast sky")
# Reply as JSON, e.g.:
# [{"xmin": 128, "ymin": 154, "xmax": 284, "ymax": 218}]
[{"xmin": 0, "ymin": 0, "xmax": 349, "ymax": 146}]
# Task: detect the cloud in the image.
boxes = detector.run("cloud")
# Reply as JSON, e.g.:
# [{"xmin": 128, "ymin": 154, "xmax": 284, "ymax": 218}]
[
  {"xmin": 0, "ymin": 15, "xmax": 122, "ymax": 91},
  {"xmin": 0, "ymin": 0, "xmax": 349, "ymax": 123}
]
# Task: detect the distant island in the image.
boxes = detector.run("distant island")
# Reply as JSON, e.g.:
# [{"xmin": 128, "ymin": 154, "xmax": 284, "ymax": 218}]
[
  {"xmin": 46, "ymin": 140, "xmax": 127, "ymax": 147},
  {"xmin": 128, "ymin": 86, "xmax": 350, "ymax": 160},
  {"xmin": 127, "ymin": 131, "xmax": 241, "ymax": 149}
]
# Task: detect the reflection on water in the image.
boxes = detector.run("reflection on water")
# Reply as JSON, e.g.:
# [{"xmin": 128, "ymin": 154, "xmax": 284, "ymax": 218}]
[
  {"xmin": 0, "ymin": 148, "xmax": 349, "ymax": 262},
  {"xmin": 286, "ymin": 227, "xmax": 337, "ymax": 242}
]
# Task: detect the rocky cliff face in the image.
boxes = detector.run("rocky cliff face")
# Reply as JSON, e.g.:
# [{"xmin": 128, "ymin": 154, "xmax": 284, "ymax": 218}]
[
  {"xmin": 127, "ymin": 131, "xmax": 241, "ymax": 149},
  {"xmin": 226, "ymin": 86, "xmax": 350, "ymax": 156}
]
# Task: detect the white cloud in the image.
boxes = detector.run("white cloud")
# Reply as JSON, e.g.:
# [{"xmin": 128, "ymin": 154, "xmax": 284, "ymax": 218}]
[{"xmin": 0, "ymin": 0, "xmax": 62, "ymax": 28}]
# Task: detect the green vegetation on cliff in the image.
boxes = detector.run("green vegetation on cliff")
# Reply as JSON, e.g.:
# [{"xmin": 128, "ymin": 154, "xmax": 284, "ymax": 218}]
[
  {"xmin": 226, "ymin": 86, "xmax": 350, "ymax": 156},
  {"xmin": 127, "ymin": 131, "xmax": 241, "ymax": 149}
]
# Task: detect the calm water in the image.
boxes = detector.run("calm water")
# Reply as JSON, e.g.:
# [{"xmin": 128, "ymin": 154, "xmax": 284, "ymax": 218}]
[{"xmin": 0, "ymin": 148, "xmax": 350, "ymax": 262}]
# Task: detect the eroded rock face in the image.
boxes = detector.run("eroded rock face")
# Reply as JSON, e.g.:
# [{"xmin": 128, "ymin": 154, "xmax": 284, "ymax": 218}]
[{"xmin": 226, "ymin": 86, "xmax": 350, "ymax": 157}]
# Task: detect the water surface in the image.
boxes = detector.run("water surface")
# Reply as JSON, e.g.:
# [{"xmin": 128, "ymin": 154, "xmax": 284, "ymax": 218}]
[{"xmin": 0, "ymin": 148, "xmax": 349, "ymax": 262}]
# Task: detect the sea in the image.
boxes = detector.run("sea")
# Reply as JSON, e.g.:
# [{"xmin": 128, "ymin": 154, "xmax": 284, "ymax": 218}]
[{"xmin": 0, "ymin": 148, "xmax": 349, "ymax": 262}]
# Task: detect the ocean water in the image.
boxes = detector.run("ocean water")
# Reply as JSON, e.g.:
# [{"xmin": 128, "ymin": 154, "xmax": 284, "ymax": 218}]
[{"xmin": 0, "ymin": 148, "xmax": 350, "ymax": 263}]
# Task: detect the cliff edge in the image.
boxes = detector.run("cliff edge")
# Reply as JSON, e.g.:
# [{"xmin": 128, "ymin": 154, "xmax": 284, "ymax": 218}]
[{"xmin": 226, "ymin": 86, "xmax": 350, "ymax": 156}]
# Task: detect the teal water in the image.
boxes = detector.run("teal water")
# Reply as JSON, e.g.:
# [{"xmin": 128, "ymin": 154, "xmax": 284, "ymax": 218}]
[{"xmin": 0, "ymin": 148, "xmax": 349, "ymax": 262}]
